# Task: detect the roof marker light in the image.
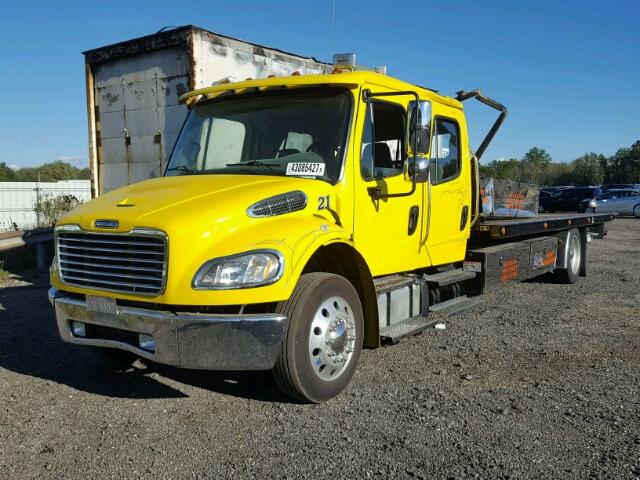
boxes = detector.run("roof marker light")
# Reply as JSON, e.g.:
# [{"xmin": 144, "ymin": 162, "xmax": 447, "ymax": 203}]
[
  {"xmin": 332, "ymin": 53, "xmax": 387, "ymax": 74},
  {"xmin": 333, "ymin": 53, "xmax": 357, "ymax": 68}
]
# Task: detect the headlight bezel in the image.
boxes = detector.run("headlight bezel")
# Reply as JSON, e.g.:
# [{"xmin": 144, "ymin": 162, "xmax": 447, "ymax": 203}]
[{"xmin": 192, "ymin": 249, "xmax": 285, "ymax": 290}]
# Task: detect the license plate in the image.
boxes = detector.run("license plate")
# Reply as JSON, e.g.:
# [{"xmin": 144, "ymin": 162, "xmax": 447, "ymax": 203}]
[{"xmin": 86, "ymin": 295, "xmax": 117, "ymax": 314}]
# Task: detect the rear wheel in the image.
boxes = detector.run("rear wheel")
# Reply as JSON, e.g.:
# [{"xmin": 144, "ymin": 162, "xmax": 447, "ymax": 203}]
[
  {"xmin": 273, "ymin": 273, "xmax": 363, "ymax": 403},
  {"xmin": 554, "ymin": 228, "xmax": 582, "ymax": 284}
]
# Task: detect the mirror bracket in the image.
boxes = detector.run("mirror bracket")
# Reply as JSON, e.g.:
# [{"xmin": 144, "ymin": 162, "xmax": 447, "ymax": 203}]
[{"xmin": 367, "ymin": 186, "xmax": 382, "ymax": 200}]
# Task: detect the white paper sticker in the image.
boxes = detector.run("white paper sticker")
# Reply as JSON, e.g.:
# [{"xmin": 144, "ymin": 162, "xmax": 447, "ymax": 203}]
[{"xmin": 286, "ymin": 162, "xmax": 325, "ymax": 177}]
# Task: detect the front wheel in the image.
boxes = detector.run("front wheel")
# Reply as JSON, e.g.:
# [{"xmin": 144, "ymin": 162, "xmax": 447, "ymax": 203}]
[
  {"xmin": 273, "ymin": 273, "xmax": 364, "ymax": 403},
  {"xmin": 585, "ymin": 207, "xmax": 596, "ymax": 213},
  {"xmin": 634, "ymin": 204, "xmax": 640, "ymax": 218}
]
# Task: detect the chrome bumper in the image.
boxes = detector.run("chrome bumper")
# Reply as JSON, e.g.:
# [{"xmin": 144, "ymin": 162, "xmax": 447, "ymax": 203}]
[{"xmin": 48, "ymin": 288, "xmax": 287, "ymax": 370}]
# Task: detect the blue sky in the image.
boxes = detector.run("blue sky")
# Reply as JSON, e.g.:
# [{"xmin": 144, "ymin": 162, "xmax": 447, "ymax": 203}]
[{"xmin": 0, "ymin": 0, "xmax": 638, "ymax": 168}]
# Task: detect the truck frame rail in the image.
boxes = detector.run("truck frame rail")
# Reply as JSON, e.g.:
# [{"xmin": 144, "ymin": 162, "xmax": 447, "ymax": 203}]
[{"xmin": 471, "ymin": 212, "xmax": 615, "ymax": 242}]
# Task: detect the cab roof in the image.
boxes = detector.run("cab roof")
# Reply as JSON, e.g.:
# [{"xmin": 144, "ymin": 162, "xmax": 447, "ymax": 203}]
[{"xmin": 179, "ymin": 70, "xmax": 462, "ymax": 110}]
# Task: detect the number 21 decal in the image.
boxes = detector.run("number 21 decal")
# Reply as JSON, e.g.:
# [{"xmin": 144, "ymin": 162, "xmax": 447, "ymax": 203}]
[{"xmin": 318, "ymin": 195, "xmax": 331, "ymax": 210}]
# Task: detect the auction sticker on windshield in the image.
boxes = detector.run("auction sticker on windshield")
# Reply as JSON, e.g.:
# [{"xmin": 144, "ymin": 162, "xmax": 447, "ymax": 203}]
[{"xmin": 286, "ymin": 162, "xmax": 325, "ymax": 177}]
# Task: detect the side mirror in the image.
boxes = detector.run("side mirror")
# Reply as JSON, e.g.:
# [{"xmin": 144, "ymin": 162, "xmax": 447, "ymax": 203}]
[
  {"xmin": 405, "ymin": 156, "xmax": 429, "ymax": 184},
  {"xmin": 407, "ymin": 101, "xmax": 431, "ymax": 156}
]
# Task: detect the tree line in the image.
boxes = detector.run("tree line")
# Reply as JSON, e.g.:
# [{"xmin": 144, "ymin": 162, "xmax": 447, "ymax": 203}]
[
  {"xmin": 479, "ymin": 140, "xmax": 640, "ymax": 186},
  {"xmin": 0, "ymin": 161, "xmax": 90, "ymax": 182}
]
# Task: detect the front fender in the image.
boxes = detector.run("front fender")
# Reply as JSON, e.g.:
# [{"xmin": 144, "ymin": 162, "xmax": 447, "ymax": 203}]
[{"xmin": 164, "ymin": 213, "xmax": 351, "ymax": 306}]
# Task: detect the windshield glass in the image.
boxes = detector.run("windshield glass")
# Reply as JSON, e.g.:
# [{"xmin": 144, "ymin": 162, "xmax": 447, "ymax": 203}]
[{"xmin": 166, "ymin": 87, "xmax": 352, "ymax": 183}]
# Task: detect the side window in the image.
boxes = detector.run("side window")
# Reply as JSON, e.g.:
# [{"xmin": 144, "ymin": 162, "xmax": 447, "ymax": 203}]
[
  {"xmin": 430, "ymin": 118, "xmax": 461, "ymax": 184},
  {"xmin": 361, "ymin": 101, "xmax": 406, "ymax": 180}
]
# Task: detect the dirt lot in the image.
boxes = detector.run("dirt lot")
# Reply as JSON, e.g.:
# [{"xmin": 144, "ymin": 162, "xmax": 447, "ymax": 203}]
[{"xmin": 1, "ymin": 219, "xmax": 638, "ymax": 479}]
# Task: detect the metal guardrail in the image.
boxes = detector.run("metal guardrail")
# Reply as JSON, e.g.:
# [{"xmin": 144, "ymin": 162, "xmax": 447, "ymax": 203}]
[{"xmin": 0, "ymin": 227, "xmax": 54, "ymax": 269}]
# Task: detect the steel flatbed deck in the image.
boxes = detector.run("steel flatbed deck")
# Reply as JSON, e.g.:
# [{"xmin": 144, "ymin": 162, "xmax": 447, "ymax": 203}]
[{"xmin": 471, "ymin": 212, "xmax": 615, "ymax": 241}]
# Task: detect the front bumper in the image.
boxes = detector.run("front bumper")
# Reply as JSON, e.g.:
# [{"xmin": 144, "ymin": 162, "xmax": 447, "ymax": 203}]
[{"xmin": 48, "ymin": 288, "xmax": 287, "ymax": 370}]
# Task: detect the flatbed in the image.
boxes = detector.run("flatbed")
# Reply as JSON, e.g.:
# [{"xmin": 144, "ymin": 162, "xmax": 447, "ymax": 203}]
[{"xmin": 471, "ymin": 212, "xmax": 615, "ymax": 242}]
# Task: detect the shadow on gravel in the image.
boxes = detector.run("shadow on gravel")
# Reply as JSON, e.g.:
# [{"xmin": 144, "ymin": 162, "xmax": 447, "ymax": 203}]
[
  {"xmin": 523, "ymin": 271, "xmax": 558, "ymax": 284},
  {"xmin": 0, "ymin": 276, "xmax": 291, "ymax": 403}
]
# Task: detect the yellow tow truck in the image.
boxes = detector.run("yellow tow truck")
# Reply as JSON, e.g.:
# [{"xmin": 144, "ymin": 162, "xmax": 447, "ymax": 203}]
[{"xmin": 49, "ymin": 54, "xmax": 613, "ymax": 402}]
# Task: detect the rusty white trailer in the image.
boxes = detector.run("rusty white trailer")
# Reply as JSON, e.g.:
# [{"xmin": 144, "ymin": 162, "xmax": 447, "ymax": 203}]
[{"xmin": 83, "ymin": 25, "xmax": 329, "ymax": 196}]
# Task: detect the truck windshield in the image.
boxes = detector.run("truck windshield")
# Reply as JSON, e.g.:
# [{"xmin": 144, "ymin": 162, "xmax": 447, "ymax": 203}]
[{"xmin": 166, "ymin": 87, "xmax": 352, "ymax": 183}]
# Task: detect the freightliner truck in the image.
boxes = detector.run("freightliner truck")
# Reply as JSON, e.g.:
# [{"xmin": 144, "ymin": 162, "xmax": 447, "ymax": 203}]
[{"xmin": 49, "ymin": 54, "xmax": 614, "ymax": 402}]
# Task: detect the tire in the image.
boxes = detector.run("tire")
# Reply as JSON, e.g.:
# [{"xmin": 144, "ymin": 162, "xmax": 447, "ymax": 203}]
[
  {"xmin": 272, "ymin": 272, "xmax": 364, "ymax": 403},
  {"xmin": 585, "ymin": 207, "xmax": 596, "ymax": 213},
  {"xmin": 554, "ymin": 228, "xmax": 582, "ymax": 284},
  {"xmin": 634, "ymin": 204, "xmax": 640, "ymax": 218}
]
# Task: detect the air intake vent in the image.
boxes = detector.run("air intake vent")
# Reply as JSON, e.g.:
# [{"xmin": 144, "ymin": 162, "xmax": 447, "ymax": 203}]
[{"xmin": 247, "ymin": 191, "xmax": 307, "ymax": 218}]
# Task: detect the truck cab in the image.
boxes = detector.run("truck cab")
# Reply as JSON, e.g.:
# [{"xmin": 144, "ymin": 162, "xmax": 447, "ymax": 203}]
[{"xmin": 49, "ymin": 57, "xmax": 605, "ymax": 402}]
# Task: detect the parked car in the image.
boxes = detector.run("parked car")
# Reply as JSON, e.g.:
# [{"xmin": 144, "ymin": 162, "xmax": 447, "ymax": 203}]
[
  {"xmin": 539, "ymin": 186, "xmax": 602, "ymax": 213},
  {"xmin": 580, "ymin": 189, "xmax": 640, "ymax": 217},
  {"xmin": 601, "ymin": 184, "xmax": 640, "ymax": 192}
]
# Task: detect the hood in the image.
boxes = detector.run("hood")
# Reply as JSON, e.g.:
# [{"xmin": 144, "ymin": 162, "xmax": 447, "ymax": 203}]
[{"xmin": 59, "ymin": 174, "xmax": 324, "ymax": 233}]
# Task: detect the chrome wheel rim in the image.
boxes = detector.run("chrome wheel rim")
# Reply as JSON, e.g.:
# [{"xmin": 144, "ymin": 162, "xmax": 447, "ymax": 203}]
[
  {"xmin": 308, "ymin": 296, "xmax": 356, "ymax": 381},
  {"xmin": 569, "ymin": 234, "xmax": 581, "ymax": 273}
]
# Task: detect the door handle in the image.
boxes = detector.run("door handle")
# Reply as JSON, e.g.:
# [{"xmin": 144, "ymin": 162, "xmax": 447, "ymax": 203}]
[
  {"xmin": 460, "ymin": 205, "xmax": 469, "ymax": 230},
  {"xmin": 408, "ymin": 205, "xmax": 419, "ymax": 236}
]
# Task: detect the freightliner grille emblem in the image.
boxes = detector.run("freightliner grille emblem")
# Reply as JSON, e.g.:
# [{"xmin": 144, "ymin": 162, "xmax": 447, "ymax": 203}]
[{"xmin": 94, "ymin": 219, "xmax": 119, "ymax": 229}]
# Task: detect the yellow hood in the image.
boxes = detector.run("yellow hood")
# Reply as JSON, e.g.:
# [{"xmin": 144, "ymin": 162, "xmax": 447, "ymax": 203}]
[{"xmin": 60, "ymin": 174, "xmax": 323, "ymax": 233}]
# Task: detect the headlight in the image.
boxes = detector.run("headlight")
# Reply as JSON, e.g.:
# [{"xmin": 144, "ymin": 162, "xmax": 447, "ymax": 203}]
[
  {"xmin": 50, "ymin": 255, "xmax": 58, "ymax": 275},
  {"xmin": 192, "ymin": 250, "xmax": 284, "ymax": 289},
  {"xmin": 589, "ymin": 199, "xmax": 597, "ymax": 207}
]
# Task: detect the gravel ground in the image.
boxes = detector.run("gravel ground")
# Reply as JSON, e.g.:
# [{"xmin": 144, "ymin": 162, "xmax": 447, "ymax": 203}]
[{"xmin": 1, "ymin": 219, "xmax": 639, "ymax": 479}]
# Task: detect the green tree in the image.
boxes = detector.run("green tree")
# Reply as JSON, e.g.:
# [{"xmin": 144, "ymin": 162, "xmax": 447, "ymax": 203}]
[
  {"xmin": 0, "ymin": 162, "xmax": 16, "ymax": 181},
  {"xmin": 494, "ymin": 158, "xmax": 521, "ymax": 181},
  {"xmin": 12, "ymin": 161, "xmax": 90, "ymax": 182},
  {"xmin": 606, "ymin": 140, "xmax": 640, "ymax": 183},
  {"xmin": 521, "ymin": 147, "xmax": 552, "ymax": 184},
  {"xmin": 572, "ymin": 152, "xmax": 605, "ymax": 185},
  {"xmin": 37, "ymin": 161, "xmax": 81, "ymax": 181},
  {"xmin": 14, "ymin": 167, "xmax": 38, "ymax": 181},
  {"xmin": 481, "ymin": 158, "xmax": 521, "ymax": 181}
]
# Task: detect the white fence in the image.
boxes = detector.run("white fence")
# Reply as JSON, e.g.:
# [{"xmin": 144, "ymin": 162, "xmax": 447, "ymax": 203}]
[{"xmin": 0, "ymin": 180, "xmax": 92, "ymax": 230}]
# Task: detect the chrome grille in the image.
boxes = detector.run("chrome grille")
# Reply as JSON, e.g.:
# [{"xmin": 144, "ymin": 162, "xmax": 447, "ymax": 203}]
[
  {"xmin": 57, "ymin": 230, "xmax": 167, "ymax": 295},
  {"xmin": 247, "ymin": 191, "xmax": 307, "ymax": 217}
]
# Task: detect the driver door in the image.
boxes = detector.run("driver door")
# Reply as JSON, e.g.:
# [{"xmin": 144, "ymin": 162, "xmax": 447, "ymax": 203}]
[{"xmin": 352, "ymin": 94, "xmax": 427, "ymax": 277}]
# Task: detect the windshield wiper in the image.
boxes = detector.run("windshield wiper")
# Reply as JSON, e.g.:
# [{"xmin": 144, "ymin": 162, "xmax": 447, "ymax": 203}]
[
  {"xmin": 166, "ymin": 165, "xmax": 196, "ymax": 175},
  {"xmin": 226, "ymin": 160, "xmax": 275, "ymax": 171}
]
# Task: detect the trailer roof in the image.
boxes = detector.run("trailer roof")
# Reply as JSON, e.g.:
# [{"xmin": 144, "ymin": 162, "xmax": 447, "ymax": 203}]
[
  {"xmin": 179, "ymin": 70, "xmax": 463, "ymax": 110},
  {"xmin": 82, "ymin": 25, "xmax": 329, "ymax": 66}
]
